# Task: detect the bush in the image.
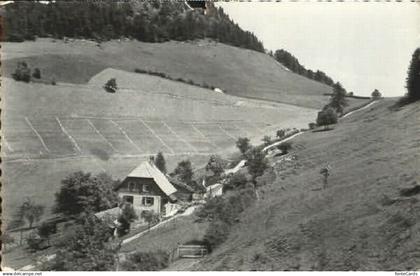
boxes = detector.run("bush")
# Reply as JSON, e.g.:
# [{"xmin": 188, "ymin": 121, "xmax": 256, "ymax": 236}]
[
  {"xmin": 12, "ymin": 61, "xmax": 31, "ymax": 82},
  {"xmin": 1, "ymin": 232, "xmax": 15, "ymax": 251},
  {"xmin": 371, "ymin": 89, "xmax": 382, "ymax": 99},
  {"xmin": 141, "ymin": 210, "xmax": 159, "ymax": 230},
  {"xmin": 262, "ymin": 135, "xmax": 272, "ymax": 146},
  {"xmin": 316, "ymin": 107, "xmax": 338, "ymax": 130},
  {"xmin": 120, "ymin": 250, "xmax": 169, "ymax": 271},
  {"xmin": 7, "ymin": 33, "xmax": 25, "ymax": 42},
  {"xmin": 32, "ymin": 68, "xmax": 41, "ymax": 79},
  {"xmin": 51, "ymin": 77, "xmax": 56, "ymax": 85},
  {"xmin": 276, "ymin": 129, "xmax": 286, "ymax": 139},
  {"xmin": 205, "ymin": 154, "xmax": 227, "ymax": 178},
  {"xmin": 223, "ymin": 172, "xmax": 249, "ymax": 192},
  {"xmin": 26, "ymin": 232, "xmax": 44, "ymax": 251},
  {"xmin": 277, "ymin": 141, "xmax": 292, "ymax": 154},
  {"xmin": 245, "ymin": 147, "xmax": 268, "ymax": 181},
  {"xmin": 38, "ymin": 222, "xmax": 56, "ymax": 238},
  {"xmin": 203, "ymin": 219, "xmax": 230, "ymax": 250},
  {"xmin": 104, "ymin": 78, "xmax": 117, "ymax": 93},
  {"xmin": 201, "ymin": 188, "xmax": 256, "ymax": 250},
  {"xmin": 134, "ymin": 68, "xmax": 147, "ymax": 74},
  {"xmin": 117, "ymin": 203, "xmax": 138, "ymax": 237},
  {"xmin": 308, "ymin": 122, "xmax": 317, "ymax": 130}
]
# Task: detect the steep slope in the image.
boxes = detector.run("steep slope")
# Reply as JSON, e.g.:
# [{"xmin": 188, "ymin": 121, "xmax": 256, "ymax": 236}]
[
  {"xmin": 2, "ymin": 39, "xmax": 332, "ymax": 109},
  {"xmin": 192, "ymin": 99, "xmax": 420, "ymax": 270}
]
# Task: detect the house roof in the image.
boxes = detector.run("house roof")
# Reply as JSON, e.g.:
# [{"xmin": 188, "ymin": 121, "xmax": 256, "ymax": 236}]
[{"xmin": 123, "ymin": 161, "xmax": 177, "ymax": 196}]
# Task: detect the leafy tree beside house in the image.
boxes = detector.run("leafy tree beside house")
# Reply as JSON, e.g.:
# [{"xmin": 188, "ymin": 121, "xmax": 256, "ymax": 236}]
[
  {"xmin": 116, "ymin": 203, "xmax": 138, "ymax": 237},
  {"xmin": 173, "ymin": 159, "xmax": 194, "ymax": 185},
  {"xmin": 236, "ymin": 137, "xmax": 251, "ymax": 156},
  {"xmin": 54, "ymin": 172, "xmax": 119, "ymax": 217},
  {"xmin": 141, "ymin": 210, "xmax": 160, "ymax": 231},
  {"xmin": 205, "ymin": 154, "xmax": 227, "ymax": 178}
]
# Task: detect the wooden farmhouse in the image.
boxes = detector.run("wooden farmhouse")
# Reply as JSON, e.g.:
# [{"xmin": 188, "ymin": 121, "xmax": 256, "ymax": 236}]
[{"xmin": 116, "ymin": 160, "xmax": 178, "ymax": 217}]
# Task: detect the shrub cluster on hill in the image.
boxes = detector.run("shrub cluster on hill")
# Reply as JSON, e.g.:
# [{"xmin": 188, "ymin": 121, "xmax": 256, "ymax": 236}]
[
  {"xmin": 134, "ymin": 68, "xmax": 216, "ymax": 90},
  {"xmin": 197, "ymin": 187, "xmax": 256, "ymax": 250},
  {"xmin": 42, "ymin": 214, "xmax": 120, "ymax": 271},
  {"xmin": 271, "ymin": 49, "xmax": 341, "ymax": 88},
  {"xmin": 120, "ymin": 250, "xmax": 170, "ymax": 271},
  {"xmin": 3, "ymin": 0, "xmax": 264, "ymax": 53}
]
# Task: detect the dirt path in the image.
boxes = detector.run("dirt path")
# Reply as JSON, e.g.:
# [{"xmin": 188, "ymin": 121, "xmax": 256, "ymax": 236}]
[{"xmin": 341, "ymin": 100, "xmax": 377, "ymax": 118}]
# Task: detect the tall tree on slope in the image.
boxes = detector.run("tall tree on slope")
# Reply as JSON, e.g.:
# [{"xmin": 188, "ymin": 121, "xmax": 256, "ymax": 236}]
[
  {"xmin": 406, "ymin": 48, "xmax": 420, "ymax": 103},
  {"xmin": 329, "ymin": 82, "xmax": 348, "ymax": 115}
]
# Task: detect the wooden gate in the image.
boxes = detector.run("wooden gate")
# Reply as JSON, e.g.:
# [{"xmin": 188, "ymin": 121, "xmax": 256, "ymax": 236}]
[{"xmin": 177, "ymin": 244, "xmax": 208, "ymax": 258}]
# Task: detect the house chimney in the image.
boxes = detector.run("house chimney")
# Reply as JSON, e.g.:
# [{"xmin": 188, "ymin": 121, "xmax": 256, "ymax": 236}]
[{"xmin": 149, "ymin": 155, "xmax": 155, "ymax": 164}]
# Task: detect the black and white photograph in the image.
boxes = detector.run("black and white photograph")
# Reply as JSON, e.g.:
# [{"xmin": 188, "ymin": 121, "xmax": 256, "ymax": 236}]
[{"xmin": 0, "ymin": 0, "xmax": 419, "ymax": 272}]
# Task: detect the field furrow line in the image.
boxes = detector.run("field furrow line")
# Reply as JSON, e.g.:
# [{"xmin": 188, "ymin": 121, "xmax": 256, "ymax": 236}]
[
  {"xmin": 161, "ymin": 121, "xmax": 198, "ymax": 153},
  {"xmin": 218, "ymin": 124, "xmax": 237, "ymax": 141},
  {"xmin": 56, "ymin": 117, "xmax": 82, "ymax": 154},
  {"xmin": 190, "ymin": 124, "xmax": 220, "ymax": 150},
  {"xmin": 2, "ymin": 137, "xmax": 14, "ymax": 152},
  {"xmin": 24, "ymin": 117, "xmax": 50, "ymax": 153},
  {"xmin": 86, "ymin": 119, "xmax": 118, "ymax": 152},
  {"xmin": 109, "ymin": 120, "xmax": 142, "ymax": 154},
  {"xmin": 138, "ymin": 118, "xmax": 175, "ymax": 154}
]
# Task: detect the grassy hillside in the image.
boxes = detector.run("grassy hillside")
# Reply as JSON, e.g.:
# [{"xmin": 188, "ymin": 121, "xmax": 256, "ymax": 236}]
[
  {"xmin": 2, "ymin": 39, "xmax": 333, "ymax": 109},
  {"xmin": 184, "ymin": 99, "xmax": 420, "ymax": 271}
]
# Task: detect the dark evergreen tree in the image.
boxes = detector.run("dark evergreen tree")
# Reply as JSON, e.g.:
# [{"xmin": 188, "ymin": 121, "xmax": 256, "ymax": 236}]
[
  {"xmin": 3, "ymin": 1, "xmax": 264, "ymax": 53},
  {"xmin": 406, "ymin": 48, "xmax": 420, "ymax": 102},
  {"xmin": 154, "ymin": 151, "xmax": 167, "ymax": 174}
]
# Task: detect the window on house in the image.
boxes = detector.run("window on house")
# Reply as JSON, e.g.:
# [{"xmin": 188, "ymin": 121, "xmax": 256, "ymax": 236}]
[
  {"xmin": 142, "ymin": 184, "xmax": 150, "ymax": 193},
  {"xmin": 142, "ymin": 197, "xmax": 154, "ymax": 206},
  {"xmin": 123, "ymin": 195, "xmax": 134, "ymax": 204},
  {"xmin": 128, "ymin": 181, "xmax": 135, "ymax": 192}
]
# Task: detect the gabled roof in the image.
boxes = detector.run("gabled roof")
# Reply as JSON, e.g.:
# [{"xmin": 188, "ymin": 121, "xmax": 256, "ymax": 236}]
[{"xmin": 123, "ymin": 161, "xmax": 177, "ymax": 196}]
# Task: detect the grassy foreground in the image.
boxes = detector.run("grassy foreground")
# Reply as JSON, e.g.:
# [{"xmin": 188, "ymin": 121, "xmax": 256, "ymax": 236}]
[{"xmin": 188, "ymin": 98, "xmax": 420, "ymax": 270}]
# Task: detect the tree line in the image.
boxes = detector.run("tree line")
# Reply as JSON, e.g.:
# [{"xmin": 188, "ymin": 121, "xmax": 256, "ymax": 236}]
[
  {"xmin": 270, "ymin": 49, "xmax": 339, "ymax": 88},
  {"xmin": 3, "ymin": 0, "xmax": 264, "ymax": 53}
]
